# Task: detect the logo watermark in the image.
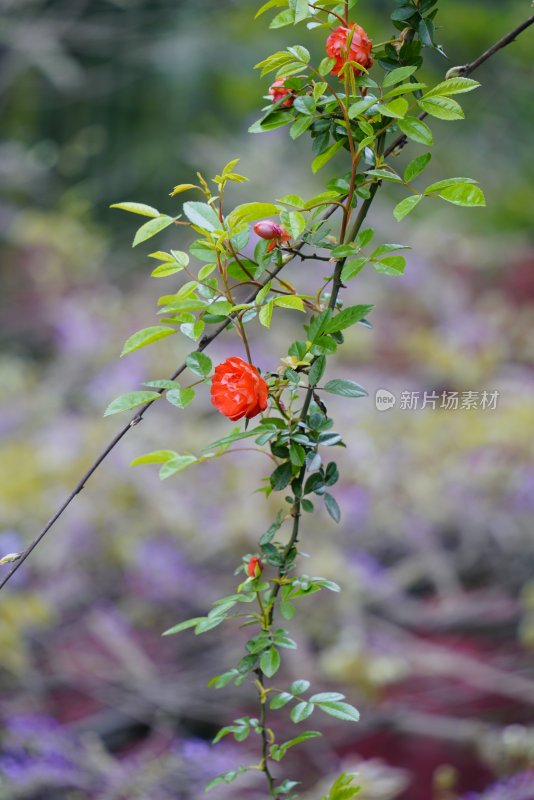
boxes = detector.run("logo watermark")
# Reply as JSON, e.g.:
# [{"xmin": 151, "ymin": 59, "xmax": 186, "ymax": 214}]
[{"xmin": 374, "ymin": 389, "xmax": 499, "ymax": 411}]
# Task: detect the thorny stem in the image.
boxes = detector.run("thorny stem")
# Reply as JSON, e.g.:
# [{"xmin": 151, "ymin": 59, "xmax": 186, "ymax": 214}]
[{"xmin": 1, "ymin": 16, "xmax": 532, "ymax": 594}]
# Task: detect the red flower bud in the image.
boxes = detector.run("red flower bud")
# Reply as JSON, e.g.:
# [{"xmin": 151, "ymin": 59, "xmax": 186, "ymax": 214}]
[
  {"xmin": 210, "ymin": 357, "xmax": 268, "ymax": 421},
  {"xmin": 247, "ymin": 556, "xmax": 263, "ymax": 578},
  {"xmin": 326, "ymin": 23, "xmax": 373, "ymax": 77},
  {"xmin": 253, "ymin": 219, "xmax": 292, "ymax": 252},
  {"xmin": 269, "ymin": 78, "xmax": 295, "ymax": 109}
]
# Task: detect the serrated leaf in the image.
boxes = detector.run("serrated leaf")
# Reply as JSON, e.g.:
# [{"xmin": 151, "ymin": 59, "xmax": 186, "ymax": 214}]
[
  {"xmin": 316, "ymin": 700, "xmax": 360, "ymax": 722},
  {"xmin": 382, "ymin": 65, "xmax": 418, "ymax": 87},
  {"xmin": 393, "ymin": 194, "xmax": 422, "ymax": 221},
  {"xmin": 323, "ymin": 379, "xmax": 368, "ymax": 398},
  {"xmin": 229, "ymin": 202, "xmax": 281, "ymax": 227},
  {"xmin": 397, "ymin": 116, "xmax": 434, "ymax": 146},
  {"xmin": 183, "ymin": 201, "xmax": 221, "ymax": 232},
  {"xmin": 104, "ymin": 390, "xmax": 160, "ymax": 416},
  {"xmin": 260, "ymin": 647, "xmax": 281, "ymax": 678},
  {"xmin": 291, "ymin": 701, "xmax": 314, "ymax": 723},
  {"xmin": 186, "ymin": 352, "xmax": 212, "ymax": 377},
  {"xmin": 159, "ymin": 454, "xmax": 197, "ymax": 480},
  {"xmin": 418, "ymin": 95, "xmax": 464, "ymax": 120},
  {"xmin": 372, "ymin": 255, "xmax": 406, "ymax": 276},
  {"xmin": 259, "ymin": 300, "xmax": 274, "ymax": 328},
  {"xmin": 166, "ymin": 387, "xmax": 195, "ymax": 409},
  {"xmin": 121, "ymin": 325, "xmax": 177, "ymax": 356},
  {"xmin": 325, "ymin": 305, "xmax": 373, "ymax": 333},
  {"xmin": 324, "ymin": 492, "xmax": 341, "ymax": 522},
  {"xmin": 110, "ymin": 201, "xmax": 160, "ymax": 217},
  {"xmin": 437, "ymin": 183, "xmax": 486, "ymax": 207},
  {"xmin": 378, "ymin": 97, "xmax": 408, "ymax": 118},
  {"xmin": 133, "ymin": 215, "xmax": 175, "ymax": 247},
  {"xmin": 274, "ymin": 295, "xmax": 304, "ymax": 311},
  {"xmin": 311, "ymin": 140, "xmax": 344, "ymax": 174},
  {"xmin": 162, "ymin": 617, "xmax": 204, "ymax": 636},
  {"xmin": 404, "ymin": 152, "xmax": 431, "ymax": 183},
  {"xmin": 425, "ymin": 77, "xmax": 479, "ymax": 97},
  {"xmin": 131, "ymin": 450, "xmax": 177, "ymax": 467}
]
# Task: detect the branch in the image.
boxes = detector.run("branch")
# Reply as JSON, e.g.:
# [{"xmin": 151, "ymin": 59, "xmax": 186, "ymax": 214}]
[{"xmin": 1, "ymin": 14, "xmax": 533, "ymax": 593}]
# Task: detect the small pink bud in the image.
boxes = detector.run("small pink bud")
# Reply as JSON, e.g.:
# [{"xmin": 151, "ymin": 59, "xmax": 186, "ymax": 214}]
[{"xmin": 253, "ymin": 219, "xmax": 282, "ymax": 241}]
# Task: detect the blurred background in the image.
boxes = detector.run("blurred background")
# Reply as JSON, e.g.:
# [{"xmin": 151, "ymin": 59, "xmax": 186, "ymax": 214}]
[{"xmin": 1, "ymin": 1, "xmax": 534, "ymax": 798}]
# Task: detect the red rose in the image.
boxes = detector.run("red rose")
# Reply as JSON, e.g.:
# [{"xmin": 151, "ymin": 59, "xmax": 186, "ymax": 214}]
[
  {"xmin": 253, "ymin": 219, "xmax": 291, "ymax": 253},
  {"xmin": 269, "ymin": 78, "xmax": 295, "ymax": 109},
  {"xmin": 247, "ymin": 556, "xmax": 263, "ymax": 578},
  {"xmin": 211, "ymin": 357, "xmax": 268, "ymax": 421},
  {"xmin": 326, "ymin": 23, "xmax": 373, "ymax": 77}
]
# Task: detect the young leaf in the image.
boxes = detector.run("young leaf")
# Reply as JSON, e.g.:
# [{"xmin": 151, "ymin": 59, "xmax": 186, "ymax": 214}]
[
  {"xmin": 131, "ymin": 450, "xmax": 177, "ymax": 467},
  {"xmin": 436, "ymin": 183, "xmax": 486, "ymax": 207},
  {"xmin": 291, "ymin": 701, "xmax": 315, "ymax": 723},
  {"xmin": 260, "ymin": 647, "xmax": 281, "ymax": 678},
  {"xmin": 382, "ymin": 65, "xmax": 418, "ymax": 87},
  {"xmin": 162, "ymin": 617, "xmax": 204, "ymax": 636},
  {"xmin": 312, "ymin": 140, "xmax": 344, "ymax": 174},
  {"xmin": 323, "ymin": 379, "xmax": 368, "ymax": 398},
  {"xmin": 183, "ymin": 201, "xmax": 221, "ymax": 232},
  {"xmin": 393, "ymin": 194, "xmax": 422, "ymax": 221},
  {"xmin": 133, "ymin": 215, "xmax": 175, "ymax": 247},
  {"xmin": 110, "ymin": 201, "xmax": 159, "ymax": 217},
  {"xmin": 316, "ymin": 700, "xmax": 360, "ymax": 722},
  {"xmin": 186, "ymin": 352, "xmax": 213, "ymax": 377},
  {"xmin": 325, "ymin": 305, "xmax": 374, "ymax": 333},
  {"xmin": 324, "ymin": 492, "xmax": 341, "ymax": 523},
  {"xmin": 397, "ymin": 116, "xmax": 434, "ymax": 146},
  {"xmin": 104, "ymin": 391, "xmax": 160, "ymax": 416},
  {"xmin": 404, "ymin": 152, "xmax": 431, "ymax": 183},
  {"xmin": 424, "ymin": 77, "xmax": 480, "ymax": 97},
  {"xmin": 418, "ymin": 96, "xmax": 464, "ymax": 121},
  {"xmin": 121, "ymin": 325, "xmax": 177, "ymax": 356},
  {"xmin": 159, "ymin": 454, "xmax": 197, "ymax": 480}
]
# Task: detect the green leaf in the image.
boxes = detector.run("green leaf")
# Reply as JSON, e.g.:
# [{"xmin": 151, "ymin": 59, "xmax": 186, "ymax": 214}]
[
  {"xmin": 347, "ymin": 97, "xmax": 377, "ymax": 119},
  {"xmin": 131, "ymin": 450, "xmax": 177, "ymax": 467},
  {"xmin": 423, "ymin": 177, "xmax": 477, "ymax": 194},
  {"xmin": 316, "ymin": 700, "xmax": 360, "ymax": 722},
  {"xmin": 308, "ymin": 356, "xmax": 326, "ymax": 386},
  {"xmin": 373, "ymin": 255, "xmax": 406, "ymax": 276},
  {"xmin": 259, "ymin": 300, "xmax": 274, "ymax": 328},
  {"xmin": 393, "ymin": 194, "xmax": 422, "ymax": 221},
  {"xmin": 143, "ymin": 379, "xmax": 181, "ymax": 390},
  {"xmin": 159, "ymin": 454, "xmax": 197, "ymax": 480},
  {"xmin": 309, "ymin": 692, "xmax": 345, "ymax": 703},
  {"xmin": 341, "ymin": 257, "xmax": 367, "ymax": 282},
  {"xmin": 110, "ymin": 201, "xmax": 160, "ymax": 217},
  {"xmin": 397, "ymin": 116, "xmax": 434, "ymax": 146},
  {"xmin": 311, "ymin": 140, "xmax": 344, "ymax": 174},
  {"xmin": 270, "ymin": 8, "xmax": 295, "ymax": 28},
  {"xmin": 377, "ymin": 97, "xmax": 408, "ymax": 118},
  {"xmin": 425, "ymin": 77, "xmax": 480, "ymax": 97},
  {"xmin": 271, "ymin": 731, "xmax": 321, "ymax": 761},
  {"xmin": 291, "ymin": 701, "xmax": 314, "ymax": 723},
  {"xmin": 260, "ymin": 647, "xmax": 281, "ymax": 678},
  {"xmin": 162, "ymin": 617, "xmax": 204, "ymax": 636},
  {"xmin": 166, "ymin": 387, "xmax": 195, "ymax": 409},
  {"xmin": 325, "ymin": 305, "xmax": 373, "ymax": 333},
  {"xmin": 133, "ymin": 215, "xmax": 175, "ymax": 247},
  {"xmin": 255, "ymin": 0, "xmax": 287, "ymax": 19},
  {"xmin": 270, "ymin": 462, "xmax": 293, "ymax": 491},
  {"xmin": 290, "ymin": 115, "xmax": 313, "ymax": 139},
  {"xmin": 183, "ymin": 201, "xmax": 221, "ymax": 232},
  {"xmin": 186, "ymin": 352, "xmax": 212, "ymax": 377},
  {"xmin": 435, "ymin": 183, "xmax": 486, "ymax": 207},
  {"xmin": 418, "ymin": 96, "xmax": 464, "ymax": 121},
  {"xmin": 324, "ymin": 492, "xmax": 341, "ymax": 523},
  {"xmin": 365, "ymin": 168, "xmax": 403, "ymax": 183},
  {"xmin": 294, "ymin": 0, "xmax": 309, "ymax": 23},
  {"xmin": 249, "ymin": 111, "xmax": 293, "ymax": 134},
  {"xmin": 323, "ymin": 379, "xmax": 368, "ymax": 398},
  {"xmin": 290, "ymin": 679, "xmax": 310, "ymax": 694},
  {"xmin": 270, "ymin": 692, "xmax": 294, "ymax": 710},
  {"xmin": 229, "ymin": 202, "xmax": 281, "ymax": 227},
  {"xmin": 274, "ymin": 295, "xmax": 304, "ymax": 311},
  {"xmin": 121, "ymin": 325, "xmax": 177, "ymax": 356},
  {"xmin": 205, "ymin": 770, "xmax": 242, "ymax": 792},
  {"xmin": 180, "ymin": 320, "xmax": 205, "ymax": 341},
  {"xmin": 404, "ymin": 152, "xmax": 431, "ymax": 183},
  {"xmin": 382, "ymin": 65, "xmax": 418, "ymax": 87},
  {"xmin": 318, "ymin": 56, "xmax": 336, "ymax": 76},
  {"xmin": 104, "ymin": 390, "xmax": 160, "ymax": 416}
]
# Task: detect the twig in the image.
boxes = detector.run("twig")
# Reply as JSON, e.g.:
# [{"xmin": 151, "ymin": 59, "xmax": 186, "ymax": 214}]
[{"xmin": 1, "ymin": 15, "xmax": 533, "ymax": 593}]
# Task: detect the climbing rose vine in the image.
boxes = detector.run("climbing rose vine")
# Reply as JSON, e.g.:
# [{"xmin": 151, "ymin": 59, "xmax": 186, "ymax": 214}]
[{"xmin": 106, "ymin": 0, "xmax": 496, "ymax": 796}]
